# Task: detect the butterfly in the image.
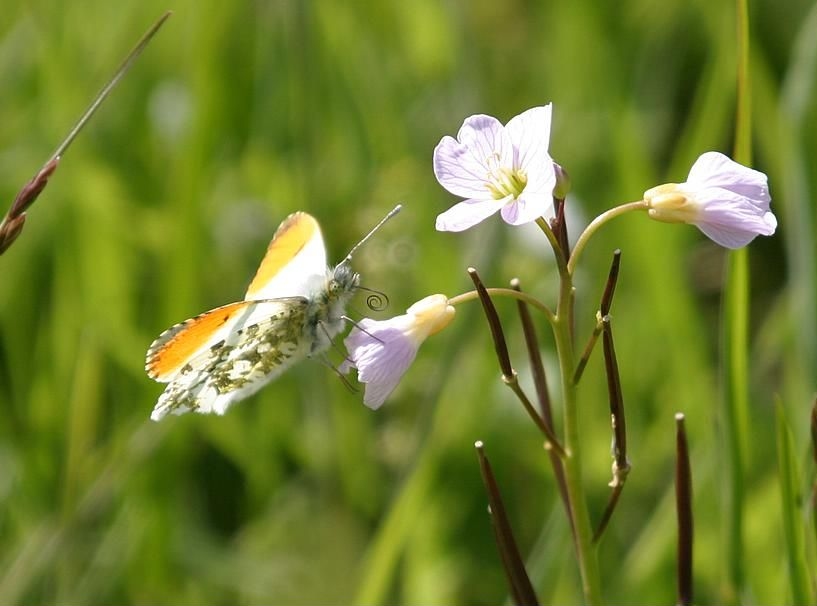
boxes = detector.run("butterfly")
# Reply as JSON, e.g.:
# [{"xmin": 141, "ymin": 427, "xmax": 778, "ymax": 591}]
[{"xmin": 145, "ymin": 206, "xmax": 400, "ymax": 421}]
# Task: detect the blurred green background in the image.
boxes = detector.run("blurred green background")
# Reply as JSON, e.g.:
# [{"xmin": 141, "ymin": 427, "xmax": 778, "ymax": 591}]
[{"xmin": 0, "ymin": 0, "xmax": 814, "ymax": 604}]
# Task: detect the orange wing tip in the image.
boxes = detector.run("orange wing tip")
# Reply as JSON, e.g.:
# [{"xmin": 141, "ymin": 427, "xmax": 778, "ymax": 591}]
[
  {"xmin": 245, "ymin": 212, "xmax": 321, "ymax": 298},
  {"xmin": 146, "ymin": 301, "xmax": 250, "ymax": 381}
]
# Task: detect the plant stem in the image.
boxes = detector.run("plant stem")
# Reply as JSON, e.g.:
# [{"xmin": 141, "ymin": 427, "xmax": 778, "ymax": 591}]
[
  {"xmin": 448, "ymin": 288, "xmax": 555, "ymax": 324},
  {"xmin": 536, "ymin": 217, "xmax": 570, "ymax": 282},
  {"xmin": 567, "ymin": 201, "xmax": 647, "ymax": 275},
  {"xmin": 50, "ymin": 11, "xmax": 173, "ymax": 164},
  {"xmin": 552, "ymin": 270, "xmax": 602, "ymax": 604}
]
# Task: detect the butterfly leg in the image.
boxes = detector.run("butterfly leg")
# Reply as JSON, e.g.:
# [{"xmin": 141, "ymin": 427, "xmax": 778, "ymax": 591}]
[
  {"xmin": 340, "ymin": 315, "xmax": 385, "ymax": 343},
  {"xmin": 314, "ymin": 353, "xmax": 358, "ymax": 393}
]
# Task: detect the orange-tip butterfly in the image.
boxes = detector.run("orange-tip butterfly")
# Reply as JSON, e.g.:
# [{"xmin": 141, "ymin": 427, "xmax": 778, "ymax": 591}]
[{"xmin": 145, "ymin": 205, "xmax": 401, "ymax": 420}]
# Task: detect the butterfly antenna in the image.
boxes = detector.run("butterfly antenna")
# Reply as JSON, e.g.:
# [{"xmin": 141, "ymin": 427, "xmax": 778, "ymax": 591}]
[{"xmin": 341, "ymin": 204, "xmax": 402, "ymax": 264}]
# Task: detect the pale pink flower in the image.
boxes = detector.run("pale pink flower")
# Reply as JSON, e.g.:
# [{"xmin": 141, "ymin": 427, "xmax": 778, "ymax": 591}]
[
  {"xmin": 433, "ymin": 105, "xmax": 557, "ymax": 232},
  {"xmin": 342, "ymin": 294, "xmax": 455, "ymax": 409},
  {"xmin": 644, "ymin": 151, "xmax": 776, "ymax": 248}
]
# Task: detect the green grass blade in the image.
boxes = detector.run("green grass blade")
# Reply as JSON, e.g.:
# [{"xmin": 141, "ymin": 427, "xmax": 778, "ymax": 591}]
[
  {"xmin": 719, "ymin": 0, "xmax": 753, "ymax": 600},
  {"xmin": 721, "ymin": 249, "xmax": 749, "ymax": 602},
  {"xmin": 774, "ymin": 398, "xmax": 813, "ymax": 605}
]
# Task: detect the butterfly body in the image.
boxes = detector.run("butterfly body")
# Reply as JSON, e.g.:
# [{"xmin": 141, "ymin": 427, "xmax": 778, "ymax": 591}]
[{"xmin": 146, "ymin": 212, "xmax": 360, "ymax": 420}]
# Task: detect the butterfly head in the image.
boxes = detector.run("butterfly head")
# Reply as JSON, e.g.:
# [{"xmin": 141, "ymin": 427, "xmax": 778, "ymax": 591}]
[
  {"xmin": 314, "ymin": 262, "xmax": 359, "ymax": 310},
  {"xmin": 328, "ymin": 262, "xmax": 359, "ymax": 297},
  {"xmin": 321, "ymin": 203, "xmax": 401, "ymax": 307}
]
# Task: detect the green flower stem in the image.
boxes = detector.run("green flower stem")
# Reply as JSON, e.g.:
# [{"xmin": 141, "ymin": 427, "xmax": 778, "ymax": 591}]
[
  {"xmin": 567, "ymin": 201, "xmax": 647, "ymax": 275},
  {"xmin": 451, "ymin": 266, "xmax": 602, "ymax": 603},
  {"xmin": 453, "ymin": 202, "xmax": 650, "ymax": 602},
  {"xmin": 535, "ymin": 217, "xmax": 570, "ymax": 283},
  {"xmin": 503, "ymin": 373, "xmax": 567, "ymax": 459},
  {"xmin": 552, "ymin": 268, "xmax": 603, "ymax": 605},
  {"xmin": 448, "ymin": 288, "xmax": 555, "ymax": 324},
  {"xmin": 574, "ymin": 317, "xmax": 603, "ymax": 385}
]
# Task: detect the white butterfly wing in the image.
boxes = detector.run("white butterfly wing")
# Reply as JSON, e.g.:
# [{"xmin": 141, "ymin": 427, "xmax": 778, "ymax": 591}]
[
  {"xmin": 148, "ymin": 298, "xmax": 313, "ymax": 420},
  {"xmin": 244, "ymin": 211, "xmax": 328, "ymax": 300},
  {"xmin": 146, "ymin": 211, "xmax": 334, "ymax": 421}
]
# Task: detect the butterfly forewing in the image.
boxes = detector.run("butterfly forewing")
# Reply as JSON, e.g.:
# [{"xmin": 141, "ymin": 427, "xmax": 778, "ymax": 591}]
[
  {"xmin": 146, "ymin": 300, "xmax": 254, "ymax": 382},
  {"xmin": 244, "ymin": 212, "xmax": 327, "ymax": 301},
  {"xmin": 149, "ymin": 298, "xmax": 313, "ymax": 420}
]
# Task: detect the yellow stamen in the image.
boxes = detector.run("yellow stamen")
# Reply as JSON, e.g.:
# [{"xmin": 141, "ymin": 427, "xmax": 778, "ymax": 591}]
[{"xmin": 484, "ymin": 154, "xmax": 527, "ymax": 200}]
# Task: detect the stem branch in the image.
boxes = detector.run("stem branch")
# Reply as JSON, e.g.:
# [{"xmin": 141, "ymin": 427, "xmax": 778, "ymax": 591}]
[
  {"xmin": 568, "ymin": 201, "xmax": 646, "ymax": 275},
  {"xmin": 552, "ymin": 269, "xmax": 602, "ymax": 604},
  {"xmin": 449, "ymin": 288, "xmax": 555, "ymax": 324}
]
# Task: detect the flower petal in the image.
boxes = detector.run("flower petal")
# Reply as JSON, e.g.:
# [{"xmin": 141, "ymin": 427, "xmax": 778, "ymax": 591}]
[
  {"xmin": 691, "ymin": 187, "xmax": 777, "ymax": 248},
  {"xmin": 344, "ymin": 323, "xmax": 419, "ymax": 410},
  {"xmin": 695, "ymin": 222, "xmax": 764, "ymax": 249},
  {"xmin": 360, "ymin": 343, "xmax": 416, "ymax": 409},
  {"xmin": 522, "ymin": 161, "xmax": 557, "ymax": 199},
  {"xmin": 435, "ymin": 197, "xmax": 505, "ymax": 232},
  {"xmin": 458, "ymin": 114, "xmax": 514, "ymax": 168},
  {"xmin": 686, "ymin": 152, "xmax": 770, "ymax": 205},
  {"xmin": 344, "ymin": 295, "xmax": 455, "ymax": 409},
  {"xmin": 433, "ymin": 136, "xmax": 491, "ymax": 199},
  {"xmin": 433, "ymin": 114, "xmax": 511, "ymax": 198},
  {"xmin": 500, "ymin": 193, "xmax": 553, "ymax": 225},
  {"xmin": 505, "ymin": 104, "xmax": 553, "ymax": 173}
]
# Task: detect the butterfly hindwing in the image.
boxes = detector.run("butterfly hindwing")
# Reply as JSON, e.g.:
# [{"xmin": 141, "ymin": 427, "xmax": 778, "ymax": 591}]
[
  {"xmin": 149, "ymin": 298, "xmax": 313, "ymax": 420},
  {"xmin": 244, "ymin": 211, "xmax": 327, "ymax": 301}
]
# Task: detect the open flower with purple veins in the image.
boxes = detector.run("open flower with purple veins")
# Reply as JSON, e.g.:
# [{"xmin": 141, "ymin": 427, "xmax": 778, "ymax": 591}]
[
  {"xmin": 643, "ymin": 151, "xmax": 776, "ymax": 249},
  {"xmin": 342, "ymin": 294, "xmax": 456, "ymax": 410},
  {"xmin": 433, "ymin": 104, "xmax": 557, "ymax": 232}
]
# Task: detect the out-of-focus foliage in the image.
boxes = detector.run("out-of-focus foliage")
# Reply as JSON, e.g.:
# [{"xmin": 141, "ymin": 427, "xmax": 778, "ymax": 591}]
[{"xmin": 0, "ymin": 0, "xmax": 812, "ymax": 604}]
